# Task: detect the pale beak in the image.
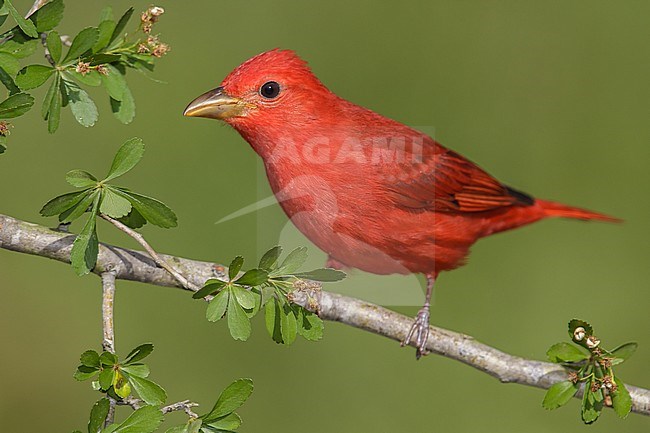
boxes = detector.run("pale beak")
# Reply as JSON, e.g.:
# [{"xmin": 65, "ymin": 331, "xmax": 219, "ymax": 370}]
[{"xmin": 183, "ymin": 86, "xmax": 248, "ymax": 120}]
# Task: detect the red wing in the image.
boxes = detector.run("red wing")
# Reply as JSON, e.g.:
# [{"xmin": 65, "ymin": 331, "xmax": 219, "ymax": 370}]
[{"xmin": 388, "ymin": 149, "xmax": 533, "ymax": 213}]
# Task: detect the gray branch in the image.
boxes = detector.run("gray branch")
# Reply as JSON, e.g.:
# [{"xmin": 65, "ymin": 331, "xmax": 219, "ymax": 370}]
[
  {"xmin": 1, "ymin": 213, "xmax": 649, "ymax": 416},
  {"xmin": 100, "ymin": 271, "xmax": 117, "ymax": 425}
]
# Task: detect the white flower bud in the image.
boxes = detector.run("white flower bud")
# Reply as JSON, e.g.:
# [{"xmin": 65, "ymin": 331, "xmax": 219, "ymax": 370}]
[
  {"xmin": 573, "ymin": 326, "xmax": 586, "ymax": 341},
  {"xmin": 586, "ymin": 335, "xmax": 601, "ymax": 349}
]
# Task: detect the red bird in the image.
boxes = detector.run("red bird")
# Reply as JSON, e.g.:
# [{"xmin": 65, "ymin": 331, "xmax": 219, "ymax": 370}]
[{"xmin": 184, "ymin": 49, "xmax": 618, "ymax": 358}]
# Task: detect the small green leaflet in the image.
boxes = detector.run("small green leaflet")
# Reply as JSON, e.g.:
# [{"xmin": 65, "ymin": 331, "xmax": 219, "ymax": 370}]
[
  {"xmin": 64, "ymin": 80, "xmax": 99, "ymax": 127},
  {"xmin": 104, "ymin": 137, "xmax": 144, "ymax": 181},
  {"xmin": 546, "ymin": 342, "xmax": 588, "ymax": 363},
  {"xmin": 542, "ymin": 381, "xmax": 578, "ymax": 410},
  {"xmin": 62, "ymin": 27, "xmax": 99, "ymax": 65},
  {"xmin": 5, "ymin": 0, "xmax": 38, "ymax": 38},
  {"xmin": 202, "ymin": 378, "xmax": 253, "ymax": 422},
  {"xmin": 111, "ymin": 405, "xmax": 163, "ymax": 433},
  {"xmin": 0, "ymin": 92, "xmax": 34, "ymax": 118},
  {"xmin": 227, "ymin": 289, "xmax": 251, "ymax": 341},
  {"xmin": 15, "ymin": 65, "xmax": 54, "ymax": 90},
  {"xmin": 70, "ymin": 192, "xmax": 100, "ymax": 275},
  {"xmin": 611, "ymin": 377, "xmax": 632, "ymax": 418}
]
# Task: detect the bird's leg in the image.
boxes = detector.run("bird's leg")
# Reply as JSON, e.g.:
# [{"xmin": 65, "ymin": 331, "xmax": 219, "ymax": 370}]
[{"xmin": 401, "ymin": 274, "xmax": 435, "ymax": 359}]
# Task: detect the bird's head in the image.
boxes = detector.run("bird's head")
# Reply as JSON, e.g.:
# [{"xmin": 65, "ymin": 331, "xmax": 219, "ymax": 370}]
[{"xmin": 183, "ymin": 49, "xmax": 331, "ymax": 129}]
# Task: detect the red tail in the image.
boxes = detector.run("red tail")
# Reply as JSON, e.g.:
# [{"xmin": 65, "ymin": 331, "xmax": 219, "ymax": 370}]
[{"xmin": 537, "ymin": 200, "xmax": 622, "ymax": 223}]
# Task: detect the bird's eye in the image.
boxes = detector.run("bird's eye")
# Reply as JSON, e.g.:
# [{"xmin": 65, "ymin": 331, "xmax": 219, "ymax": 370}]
[{"xmin": 260, "ymin": 81, "xmax": 280, "ymax": 99}]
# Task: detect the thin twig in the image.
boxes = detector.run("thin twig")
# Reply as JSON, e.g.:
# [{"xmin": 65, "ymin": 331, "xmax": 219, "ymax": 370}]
[
  {"xmin": 101, "ymin": 271, "xmax": 117, "ymax": 426},
  {"xmin": 1, "ymin": 213, "xmax": 649, "ymax": 416},
  {"xmin": 117, "ymin": 396, "xmax": 142, "ymax": 410},
  {"xmin": 119, "ymin": 395, "xmax": 198, "ymax": 417},
  {"xmin": 100, "ymin": 214, "xmax": 200, "ymax": 291},
  {"xmin": 162, "ymin": 400, "xmax": 199, "ymax": 418}
]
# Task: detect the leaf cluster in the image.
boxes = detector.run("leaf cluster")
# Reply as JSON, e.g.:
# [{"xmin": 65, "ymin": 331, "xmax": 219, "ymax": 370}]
[
  {"xmin": 40, "ymin": 137, "xmax": 177, "ymax": 275},
  {"xmin": 166, "ymin": 379, "xmax": 254, "ymax": 433},
  {"xmin": 0, "ymin": 1, "xmax": 168, "ymax": 152},
  {"xmin": 74, "ymin": 345, "xmax": 254, "ymax": 433},
  {"xmin": 194, "ymin": 246, "xmax": 346, "ymax": 344},
  {"xmin": 542, "ymin": 319, "xmax": 636, "ymax": 423},
  {"xmin": 74, "ymin": 343, "xmax": 166, "ymax": 406}
]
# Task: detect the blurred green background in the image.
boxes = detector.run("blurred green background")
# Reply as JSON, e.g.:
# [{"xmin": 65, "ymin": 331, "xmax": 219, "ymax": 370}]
[{"xmin": 1, "ymin": 0, "xmax": 649, "ymax": 431}]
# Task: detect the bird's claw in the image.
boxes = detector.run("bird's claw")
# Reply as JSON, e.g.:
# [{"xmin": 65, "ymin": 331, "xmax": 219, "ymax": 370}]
[{"xmin": 401, "ymin": 306, "xmax": 431, "ymax": 359}]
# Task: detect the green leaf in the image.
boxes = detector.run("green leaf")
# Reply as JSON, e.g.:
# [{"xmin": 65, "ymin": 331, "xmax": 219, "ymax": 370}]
[
  {"xmin": 101, "ymin": 64, "xmax": 127, "ymax": 100},
  {"xmin": 0, "ymin": 66, "xmax": 20, "ymax": 95},
  {"xmin": 41, "ymin": 71, "xmax": 58, "ymax": 118},
  {"xmin": 46, "ymin": 30, "xmax": 62, "ymax": 63},
  {"xmin": 80, "ymin": 350, "xmax": 100, "ymax": 368},
  {"xmin": 542, "ymin": 380, "xmax": 578, "ymax": 410},
  {"xmin": 610, "ymin": 342, "xmax": 638, "ymax": 365},
  {"xmin": 0, "ymin": 92, "xmax": 34, "ymax": 118},
  {"xmin": 581, "ymin": 378, "xmax": 602, "ymax": 424},
  {"xmin": 0, "ymin": 34, "xmax": 38, "ymax": 59},
  {"xmin": 235, "ymin": 268, "xmax": 268, "ymax": 287},
  {"xmin": 205, "ymin": 413, "xmax": 241, "ymax": 431},
  {"xmin": 15, "ymin": 65, "xmax": 54, "ymax": 90},
  {"xmin": 88, "ymin": 398, "xmax": 110, "ymax": 433},
  {"xmin": 125, "ymin": 343, "xmax": 154, "ymax": 364},
  {"xmin": 40, "ymin": 190, "xmax": 88, "ymax": 216},
  {"xmin": 66, "ymin": 169, "xmax": 98, "ymax": 188},
  {"xmin": 121, "ymin": 363, "xmax": 150, "ymax": 378},
  {"xmin": 104, "ymin": 137, "xmax": 144, "ymax": 181},
  {"xmin": 265, "ymin": 298, "xmax": 283, "ymax": 343},
  {"xmin": 98, "ymin": 368, "xmax": 115, "ymax": 391},
  {"xmin": 101, "ymin": 425, "xmax": 119, "ymax": 433},
  {"xmin": 611, "ymin": 377, "xmax": 632, "ymax": 418},
  {"xmin": 70, "ymin": 193, "xmax": 100, "ymax": 275},
  {"xmin": 93, "ymin": 20, "xmax": 116, "ymax": 53},
  {"xmin": 297, "ymin": 308, "xmax": 324, "ymax": 341},
  {"xmin": 117, "ymin": 207, "xmax": 147, "ymax": 229},
  {"xmin": 59, "ymin": 189, "xmax": 95, "ymax": 223},
  {"xmin": 99, "ymin": 6, "xmax": 114, "ymax": 22},
  {"xmin": 114, "ymin": 189, "xmax": 177, "ymax": 228},
  {"xmin": 0, "ymin": 52, "xmax": 19, "ymax": 75},
  {"xmin": 121, "ymin": 363, "xmax": 151, "ymax": 377},
  {"xmin": 206, "ymin": 289, "xmax": 229, "ymax": 322},
  {"xmin": 63, "ymin": 27, "xmax": 99, "ymax": 65},
  {"xmin": 546, "ymin": 342, "xmax": 589, "ymax": 363},
  {"xmin": 127, "ymin": 374, "xmax": 167, "ymax": 406},
  {"xmin": 227, "ymin": 288, "xmax": 251, "ymax": 341},
  {"xmin": 108, "ymin": 8, "xmax": 134, "ymax": 46},
  {"xmin": 193, "ymin": 280, "xmax": 226, "ymax": 299},
  {"xmin": 100, "ymin": 351, "xmax": 117, "ymax": 366},
  {"xmin": 228, "ymin": 256, "xmax": 244, "ymax": 281},
  {"xmin": 231, "ymin": 285, "xmax": 256, "ymax": 309},
  {"xmin": 100, "ymin": 187, "xmax": 132, "ymax": 218},
  {"xmin": 72, "ymin": 70, "xmax": 102, "ymax": 87},
  {"xmin": 203, "ymin": 378, "xmax": 254, "ymax": 422},
  {"xmin": 47, "ymin": 74, "xmax": 62, "ymax": 132},
  {"xmin": 110, "ymin": 85, "xmax": 135, "ymax": 124},
  {"xmin": 64, "ymin": 80, "xmax": 98, "ymax": 127},
  {"xmin": 113, "ymin": 405, "xmax": 163, "ymax": 433},
  {"xmin": 259, "ymin": 246, "xmax": 282, "ymax": 270},
  {"xmin": 0, "ymin": 141, "xmax": 5, "ymax": 154},
  {"xmin": 280, "ymin": 303, "xmax": 297, "ymax": 345},
  {"xmin": 74, "ymin": 365, "xmax": 99, "ymax": 381},
  {"xmin": 277, "ymin": 247, "xmax": 308, "ymax": 274},
  {"xmin": 5, "ymin": 0, "xmax": 38, "ymax": 38},
  {"xmin": 294, "ymin": 268, "xmax": 346, "ymax": 282},
  {"xmin": 29, "ymin": 0, "xmax": 64, "ymax": 32}
]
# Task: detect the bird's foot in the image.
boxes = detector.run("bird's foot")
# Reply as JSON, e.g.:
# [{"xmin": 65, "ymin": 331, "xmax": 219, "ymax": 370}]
[{"xmin": 401, "ymin": 306, "xmax": 431, "ymax": 360}]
